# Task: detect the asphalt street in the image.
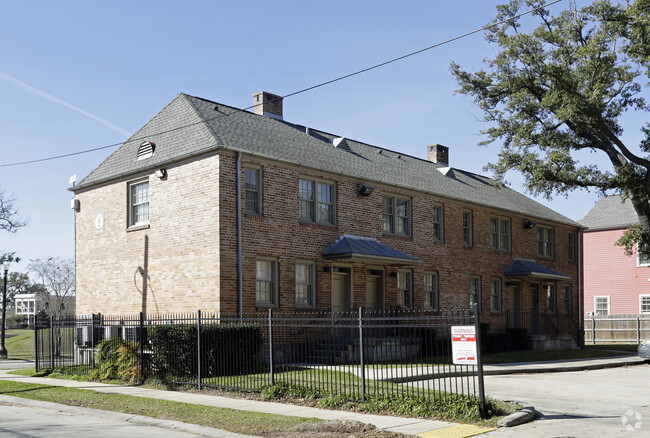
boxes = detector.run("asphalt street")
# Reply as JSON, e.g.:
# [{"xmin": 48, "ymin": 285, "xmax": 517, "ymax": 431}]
[{"xmin": 483, "ymin": 363, "xmax": 650, "ymax": 437}]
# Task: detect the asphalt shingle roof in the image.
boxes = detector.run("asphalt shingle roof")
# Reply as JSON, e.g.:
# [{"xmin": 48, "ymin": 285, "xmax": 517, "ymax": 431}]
[
  {"xmin": 579, "ymin": 195, "xmax": 638, "ymax": 230},
  {"xmin": 75, "ymin": 93, "xmax": 579, "ymax": 227}
]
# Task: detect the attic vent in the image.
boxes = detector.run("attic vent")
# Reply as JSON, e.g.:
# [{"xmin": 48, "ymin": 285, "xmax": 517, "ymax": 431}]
[
  {"xmin": 332, "ymin": 137, "xmax": 351, "ymax": 151},
  {"xmin": 437, "ymin": 167, "xmax": 455, "ymax": 178},
  {"xmin": 137, "ymin": 141, "xmax": 156, "ymax": 160}
]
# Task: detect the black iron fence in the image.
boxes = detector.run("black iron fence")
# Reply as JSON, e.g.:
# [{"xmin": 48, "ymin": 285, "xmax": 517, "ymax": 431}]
[{"xmin": 35, "ymin": 308, "xmax": 484, "ymax": 407}]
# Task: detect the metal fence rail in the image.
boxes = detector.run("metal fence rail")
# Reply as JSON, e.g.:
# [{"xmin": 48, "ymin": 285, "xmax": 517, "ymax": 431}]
[
  {"xmin": 35, "ymin": 308, "xmax": 482, "ymax": 406},
  {"xmin": 584, "ymin": 314, "xmax": 650, "ymax": 343}
]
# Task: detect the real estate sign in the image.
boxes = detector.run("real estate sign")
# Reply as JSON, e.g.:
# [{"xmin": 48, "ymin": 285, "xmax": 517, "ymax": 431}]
[{"xmin": 451, "ymin": 325, "xmax": 477, "ymax": 365}]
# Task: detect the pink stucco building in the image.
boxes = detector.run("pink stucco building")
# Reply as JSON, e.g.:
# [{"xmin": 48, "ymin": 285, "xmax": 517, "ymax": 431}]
[{"xmin": 580, "ymin": 195, "xmax": 650, "ymax": 315}]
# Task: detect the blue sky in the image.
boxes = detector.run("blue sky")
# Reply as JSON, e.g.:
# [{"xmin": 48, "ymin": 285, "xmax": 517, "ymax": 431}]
[{"xmin": 0, "ymin": 0, "xmax": 623, "ymax": 273}]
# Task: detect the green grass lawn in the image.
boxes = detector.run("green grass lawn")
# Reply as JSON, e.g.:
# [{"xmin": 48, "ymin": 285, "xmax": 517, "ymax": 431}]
[{"xmin": 2, "ymin": 329, "xmax": 34, "ymax": 359}]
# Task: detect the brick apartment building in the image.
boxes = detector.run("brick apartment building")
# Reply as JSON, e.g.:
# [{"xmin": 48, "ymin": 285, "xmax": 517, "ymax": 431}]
[
  {"xmin": 71, "ymin": 92, "xmax": 582, "ymax": 343},
  {"xmin": 580, "ymin": 195, "xmax": 650, "ymax": 315}
]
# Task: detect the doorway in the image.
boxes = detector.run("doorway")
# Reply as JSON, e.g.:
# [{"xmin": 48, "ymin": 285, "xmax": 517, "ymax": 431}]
[
  {"xmin": 365, "ymin": 269, "xmax": 384, "ymax": 311},
  {"xmin": 530, "ymin": 284, "xmax": 540, "ymax": 334},
  {"xmin": 511, "ymin": 283, "xmax": 522, "ymax": 328},
  {"xmin": 331, "ymin": 267, "xmax": 352, "ymax": 312}
]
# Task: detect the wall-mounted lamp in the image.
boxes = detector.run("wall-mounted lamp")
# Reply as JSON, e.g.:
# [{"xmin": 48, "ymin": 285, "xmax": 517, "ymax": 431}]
[
  {"xmin": 70, "ymin": 199, "xmax": 81, "ymax": 212},
  {"xmin": 357, "ymin": 184, "xmax": 374, "ymax": 197},
  {"xmin": 154, "ymin": 168, "xmax": 167, "ymax": 179},
  {"xmin": 524, "ymin": 220, "xmax": 537, "ymax": 229}
]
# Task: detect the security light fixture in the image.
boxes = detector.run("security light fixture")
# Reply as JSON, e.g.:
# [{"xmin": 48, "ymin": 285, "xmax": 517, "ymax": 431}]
[
  {"xmin": 524, "ymin": 220, "xmax": 537, "ymax": 229},
  {"xmin": 357, "ymin": 184, "xmax": 374, "ymax": 197},
  {"xmin": 154, "ymin": 168, "xmax": 167, "ymax": 179}
]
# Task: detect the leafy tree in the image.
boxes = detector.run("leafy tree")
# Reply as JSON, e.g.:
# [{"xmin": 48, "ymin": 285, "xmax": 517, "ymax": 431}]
[
  {"xmin": 28, "ymin": 257, "xmax": 75, "ymax": 319},
  {"xmin": 0, "ymin": 189, "xmax": 27, "ymax": 233},
  {"xmin": 5, "ymin": 272, "xmax": 47, "ymax": 307},
  {"xmin": 451, "ymin": 0, "xmax": 650, "ymax": 254}
]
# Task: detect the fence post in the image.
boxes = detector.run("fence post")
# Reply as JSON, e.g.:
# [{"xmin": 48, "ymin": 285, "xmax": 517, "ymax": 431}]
[
  {"xmin": 592, "ymin": 317, "xmax": 596, "ymax": 344},
  {"xmin": 49, "ymin": 315, "xmax": 54, "ymax": 371},
  {"xmin": 197, "ymin": 310, "xmax": 202, "ymax": 390},
  {"xmin": 637, "ymin": 316, "xmax": 641, "ymax": 344},
  {"xmin": 268, "ymin": 308, "xmax": 274, "ymax": 386},
  {"xmin": 473, "ymin": 303, "xmax": 486, "ymax": 418},
  {"xmin": 139, "ymin": 312, "xmax": 145, "ymax": 382},
  {"xmin": 358, "ymin": 307, "xmax": 365, "ymax": 403},
  {"xmin": 34, "ymin": 318, "xmax": 39, "ymax": 371}
]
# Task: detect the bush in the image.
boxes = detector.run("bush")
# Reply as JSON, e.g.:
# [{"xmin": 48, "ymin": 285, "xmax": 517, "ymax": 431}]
[
  {"xmin": 506, "ymin": 328, "xmax": 529, "ymax": 350},
  {"xmin": 148, "ymin": 323, "xmax": 263, "ymax": 380},
  {"xmin": 91, "ymin": 337, "xmax": 142, "ymax": 383},
  {"xmin": 6, "ymin": 314, "xmax": 27, "ymax": 329}
]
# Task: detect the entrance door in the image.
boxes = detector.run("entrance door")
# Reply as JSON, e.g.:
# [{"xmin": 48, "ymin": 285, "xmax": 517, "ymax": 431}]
[
  {"xmin": 530, "ymin": 284, "xmax": 540, "ymax": 334},
  {"xmin": 511, "ymin": 284, "xmax": 522, "ymax": 328},
  {"xmin": 366, "ymin": 270, "xmax": 384, "ymax": 311},
  {"xmin": 331, "ymin": 267, "xmax": 352, "ymax": 312}
]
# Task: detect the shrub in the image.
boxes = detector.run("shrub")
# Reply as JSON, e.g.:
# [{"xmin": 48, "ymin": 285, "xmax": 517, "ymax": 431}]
[
  {"xmin": 91, "ymin": 337, "xmax": 142, "ymax": 383},
  {"xmin": 6, "ymin": 314, "xmax": 27, "ymax": 329}
]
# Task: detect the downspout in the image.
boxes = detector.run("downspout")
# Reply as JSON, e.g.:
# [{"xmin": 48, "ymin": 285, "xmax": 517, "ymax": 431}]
[
  {"xmin": 236, "ymin": 152, "xmax": 243, "ymax": 320},
  {"xmin": 578, "ymin": 228, "xmax": 584, "ymax": 348}
]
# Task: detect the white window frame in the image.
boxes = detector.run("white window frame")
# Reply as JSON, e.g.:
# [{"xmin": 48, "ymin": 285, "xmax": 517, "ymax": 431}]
[
  {"xmin": 640, "ymin": 295, "xmax": 650, "ymax": 314},
  {"xmin": 424, "ymin": 272, "xmax": 439, "ymax": 310},
  {"xmin": 396, "ymin": 271, "xmax": 412, "ymax": 308},
  {"xmin": 256, "ymin": 258, "xmax": 278, "ymax": 307},
  {"xmin": 537, "ymin": 226, "xmax": 555, "ymax": 258},
  {"xmin": 244, "ymin": 167, "xmax": 262, "ymax": 215},
  {"xmin": 295, "ymin": 261, "xmax": 316, "ymax": 308},
  {"xmin": 129, "ymin": 179, "xmax": 150, "ymax": 227},
  {"xmin": 299, "ymin": 178, "xmax": 335, "ymax": 225},
  {"xmin": 382, "ymin": 195, "xmax": 411, "ymax": 236},
  {"xmin": 594, "ymin": 295, "xmax": 610, "ymax": 316},
  {"xmin": 490, "ymin": 217, "xmax": 510, "ymax": 251},
  {"xmin": 432, "ymin": 204, "xmax": 444, "ymax": 242},
  {"xmin": 490, "ymin": 279, "xmax": 502, "ymax": 313},
  {"xmin": 462, "ymin": 210, "xmax": 473, "ymax": 247},
  {"xmin": 637, "ymin": 243, "xmax": 650, "ymax": 267},
  {"xmin": 545, "ymin": 284, "xmax": 556, "ymax": 314},
  {"xmin": 469, "ymin": 277, "xmax": 481, "ymax": 312}
]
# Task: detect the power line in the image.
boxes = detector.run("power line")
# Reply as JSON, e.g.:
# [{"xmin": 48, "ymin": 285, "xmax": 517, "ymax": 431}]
[{"xmin": 0, "ymin": 0, "xmax": 564, "ymax": 169}]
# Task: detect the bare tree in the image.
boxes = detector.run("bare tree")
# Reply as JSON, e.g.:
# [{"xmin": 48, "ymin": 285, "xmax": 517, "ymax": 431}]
[
  {"xmin": 28, "ymin": 257, "xmax": 75, "ymax": 319},
  {"xmin": 0, "ymin": 189, "xmax": 28, "ymax": 233}
]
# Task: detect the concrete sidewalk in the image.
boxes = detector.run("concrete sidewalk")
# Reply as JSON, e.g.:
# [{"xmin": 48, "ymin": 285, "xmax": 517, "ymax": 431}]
[{"xmin": 0, "ymin": 355, "xmax": 646, "ymax": 437}]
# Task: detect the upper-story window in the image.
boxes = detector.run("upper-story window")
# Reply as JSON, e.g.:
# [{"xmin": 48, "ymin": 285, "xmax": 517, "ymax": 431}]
[
  {"xmin": 537, "ymin": 226, "xmax": 554, "ymax": 258},
  {"xmin": 463, "ymin": 210, "xmax": 473, "ymax": 246},
  {"xmin": 568, "ymin": 231, "xmax": 576, "ymax": 262},
  {"xmin": 129, "ymin": 180, "xmax": 150, "ymax": 226},
  {"xmin": 637, "ymin": 243, "xmax": 650, "ymax": 267},
  {"xmin": 383, "ymin": 196, "xmax": 410, "ymax": 236},
  {"xmin": 432, "ymin": 204, "xmax": 444, "ymax": 242},
  {"xmin": 299, "ymin": 179, "xmax": 335, "ymax": 225},
  {"xmin": 245, "ymin": 167, "xmax": 262, "ymax": 215},
  {"xmin": 490, "ymin": 217, "xmax": 510, "ymax": 251}
]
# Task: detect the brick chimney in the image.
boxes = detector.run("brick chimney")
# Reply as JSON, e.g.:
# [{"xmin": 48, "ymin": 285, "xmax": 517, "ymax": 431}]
[
  {"xmin": 253, "ymin": 91, "xmax": 283, "ymax": 120},
  {"xmin": 427, "ymin": 144, "xmax": 449, "ymax": 166}
]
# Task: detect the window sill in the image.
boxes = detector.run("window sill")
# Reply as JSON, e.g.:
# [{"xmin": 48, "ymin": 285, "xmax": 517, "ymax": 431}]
[
  {"xmin": 127, "ymin": 224, "xmax": 150, "ymax": 233},
  {"xmin": 244, "ymin": 213, "xmax": 264, "ymax": 220},
  {"xmin": 256, "ymin": 303, "xmax": 278, "ymax": 309},
  {"xmin": 295, "ymin": 304, "xmax": 316, "ymax": 310},
  {"xmin": 382, "ymin": 233, "xmax": 412, "ymax": 240},
  {"xmin": 299, "ymin": 221, "xmax": 336, "ymax": 229}
]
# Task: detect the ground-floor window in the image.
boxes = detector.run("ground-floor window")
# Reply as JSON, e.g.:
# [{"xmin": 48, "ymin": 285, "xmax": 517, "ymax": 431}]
[
  {"xmin": 397, "ymin": 271, "xmax": 412, "ymax": 308},
  {"xmin": 594, "ymin": 295, "xmax": 610, "ymax": 316},
  {"xmin": 295, "ymin": 262, "xmax": 315, "ymax": 308},
  {"xmin": 640, "ymin": 295, "xmax": 650, "ymax": 314},
  {"xmin": 256, "ymin": 258, "xmax": 278, "ymax": 306},
  {"xmin": 469, "ymin": 277, "xmax": 481, "ymax": 312},
  {"xmin": 490, "ymin": 279, "xmax": 502, "ymax": 312},
  {"xmin": 563, "ymin": 285, "xmax": 572, "ymax": 314},
  {"xmin": 424, "ymin": 273, "xmax": 438, "ymax": 310},
  {"xmin": 545, "ymin": 284, "xmax": 556, "ymax": 314}
]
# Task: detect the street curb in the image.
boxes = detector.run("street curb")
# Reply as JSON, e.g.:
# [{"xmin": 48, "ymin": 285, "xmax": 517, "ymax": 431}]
[
  {"xmin": 0, "ymin": 394, "xmax": 257, "ymax": 438},
  {"xmin": 497, "ymin": 406, "xmax": 536, "ymax": 427}
]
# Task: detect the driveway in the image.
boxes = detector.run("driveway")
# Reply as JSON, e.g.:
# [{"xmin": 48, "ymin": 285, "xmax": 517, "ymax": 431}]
[{"xmin": 483, "ymin": 363, "xmax": 650, "ymax": 437}]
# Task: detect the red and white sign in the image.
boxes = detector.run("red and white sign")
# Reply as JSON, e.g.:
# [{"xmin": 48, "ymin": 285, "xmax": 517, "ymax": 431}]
[{"xmin": 451, "ymin": 325, "xmax": 477, "ymax": 365}]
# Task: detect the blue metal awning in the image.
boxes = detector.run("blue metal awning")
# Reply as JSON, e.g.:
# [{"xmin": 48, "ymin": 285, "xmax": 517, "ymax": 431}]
[
  {"xmin": 505, "ymin": 259, "xmax": 570, "ymax": 280},
  {"xmin": 323, "ymin": 235, "xmax": 421, "ymax": 266}
]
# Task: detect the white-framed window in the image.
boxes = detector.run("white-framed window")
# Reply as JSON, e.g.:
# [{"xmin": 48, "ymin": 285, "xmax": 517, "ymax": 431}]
[
  {"xmin": 490, "ymin": 279, "xmax": 502, "ymax": 312},
  {"xmin": 256, "ymin": 258, "xmax": 278, "ymax": 306},
  {"xmin": 424, "ymin": 272, "xmax": 438, "ymax": 310},
  {"xmin": 397, "ymin": 271, "xmax": 412, "ymax": 308},
  {"xmin": 563, "ymin": 285, "xmax": 572, "ymax": 314},
  {"xmin": 637, "ymin": 243, "xmax": 650, "ymax": 267},
  {"xmin": 537, "ymin": 226, "xmax": 554, "ymax": 258},
  {"xmin": 129, "ymin": 179, "xmax": 150, "ymax": 226},
  {"xmin": 594, "ymin": 296, "xmax": 610, "ymax": 316},
  {"xmin": 245, "ymin": 167, "xmax": 262, "ymax": 215},
  {"xmin": 382, "ymin": 196, "xmax": 411, "ymax": 236},
  {"xmin": 545, "ymin": 284, "xmax": 556, "ymax": 314},
  {"xmin": 462, "ymin": 210, "xmax": 473, "ymax": 247},
  {"xmin": 568, "ymin": 231, "xmax": 576, "ymax": 262},
  {"xmin": 490, "ymin": 217, "xmax": 510, "ymax": 251},
  {"xmin": 640, "ymin": 295, "xmax": 650, "ymax": 314},
  {"xmin": 295, "ymin": 262, "xmax": 315, "ymax": 308},
  {"xmin": 299, "ymin": 179, "xmax": 335, "ymax": 225},
  {"xmin": 469, "ymin": 277, "xmax": 481, "ymax": 312},
  {"xmin": 432, "ymin": 204, "xmax": 444, "ymax": 242}
]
